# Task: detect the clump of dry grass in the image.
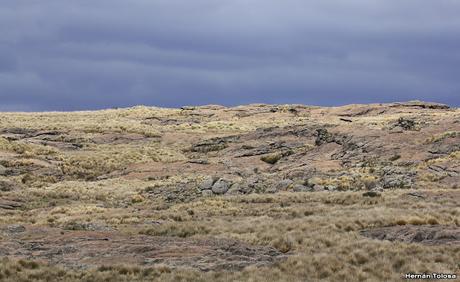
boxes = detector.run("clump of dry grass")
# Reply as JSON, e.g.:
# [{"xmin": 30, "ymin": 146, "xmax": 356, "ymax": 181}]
[
  {"xmin": 0, "ymin": 137, "xmax": 57, "ymax": 156},
  {"xmin": 424, "ymin": 131, "xmax": 460, "ymax": 144},
  {"xmin": 394, "ymin": 216, "xmax": 440, "ymax": 226},
  {"xmin": 271, "ymin": 236, "xmax": 295, "ymax": 253},
  {"xmin": 260, "ymin": 153, "xmax": 283, "ymax": 164}
]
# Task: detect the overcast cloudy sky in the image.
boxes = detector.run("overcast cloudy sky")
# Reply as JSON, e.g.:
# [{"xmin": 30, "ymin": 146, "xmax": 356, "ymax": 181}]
[{"xmin": 1, "ymin": 0, "xmax": 459, "ymax": 111}]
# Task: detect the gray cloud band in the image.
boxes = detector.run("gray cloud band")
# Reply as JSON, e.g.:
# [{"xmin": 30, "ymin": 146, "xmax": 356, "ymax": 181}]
[{"xmin": 0, "ymin": 0, "xmax": 459, "ymax": 110}]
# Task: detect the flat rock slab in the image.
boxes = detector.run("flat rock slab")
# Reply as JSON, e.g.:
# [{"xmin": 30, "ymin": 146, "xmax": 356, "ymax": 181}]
[
  {"xmin": 0, "ymin": 200, "xmax": 23, "ymax": 210},
  {"xmin": 91, "ymin": 133, "xmax": 160, "ymax": 144},
  {"xmin": 0, "ymin": 225, "xmax": 284, "ymax": 271},
  {"xmin": 360, "ymin": 225, "xmax": 460, "ymax": 245}
]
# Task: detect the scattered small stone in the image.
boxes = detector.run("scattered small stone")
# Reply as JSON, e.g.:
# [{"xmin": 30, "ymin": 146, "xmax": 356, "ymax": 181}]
[
  {"xmin": 265, "ymin": 186, "xmax": 277, "ymax": 194},
  {"xmin": 381, "ymin": 166, "xmax": 415, "ymax": 189},
  {"xmin": 201, "ymin": 190, "xmax": 214, "ymax": 197},
  {"xmin": 312, "ymin": 184, "xmax": 325, "ymax": 191},
  {"xmin": 324, "ymin": 185, "xmax": 337, "ymax": 191},
  {"xmin": 246, "ymin": 177, "xmax": 260, "ymax": 187},
  {"xmin": 275, "ymin": 179, "xmax": 294, "ymax": 191},
  {"xmin": 238, "ymin": 183, "xmax": 253, "ymax": 194},
  {"xmin": 3, "ymin": 224, "xmax": 26, "ymax": 234},
  {"xmin": 292, "ymin": 184, "xmax": 309, "ymax": 192}
]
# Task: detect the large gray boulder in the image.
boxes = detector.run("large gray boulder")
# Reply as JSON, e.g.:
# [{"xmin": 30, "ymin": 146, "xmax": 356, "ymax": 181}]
[
  {"xmin": 267, "ymin": 179, "xmax": 293, "ymax": 193},
  {"xmin": 212, "ymin": 179, "xmax": 230, "ymax": 194},
  {"xmin": 380, "ymin": 166, "xmax": 416, "ymax": 189},
  {"xmin": 199, "ymin": 176, "xmax": 217, "ymax": 190}
]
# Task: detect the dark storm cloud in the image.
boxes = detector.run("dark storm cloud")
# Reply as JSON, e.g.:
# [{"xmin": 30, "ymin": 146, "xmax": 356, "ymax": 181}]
[{"xmin": 0, "ymin": 0, "xmax": 459, "ymax": 111}]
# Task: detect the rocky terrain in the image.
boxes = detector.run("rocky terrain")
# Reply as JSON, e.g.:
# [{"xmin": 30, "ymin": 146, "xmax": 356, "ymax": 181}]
[{"xmin": 0, "ymin": 101, "xmax": 459, "ymax": 281}]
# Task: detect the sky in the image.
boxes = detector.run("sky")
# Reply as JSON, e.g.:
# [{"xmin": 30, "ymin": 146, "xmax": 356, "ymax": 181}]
[{"xmin": 1, "ymin": 0, "xmax": 459, "ymax": 111}]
